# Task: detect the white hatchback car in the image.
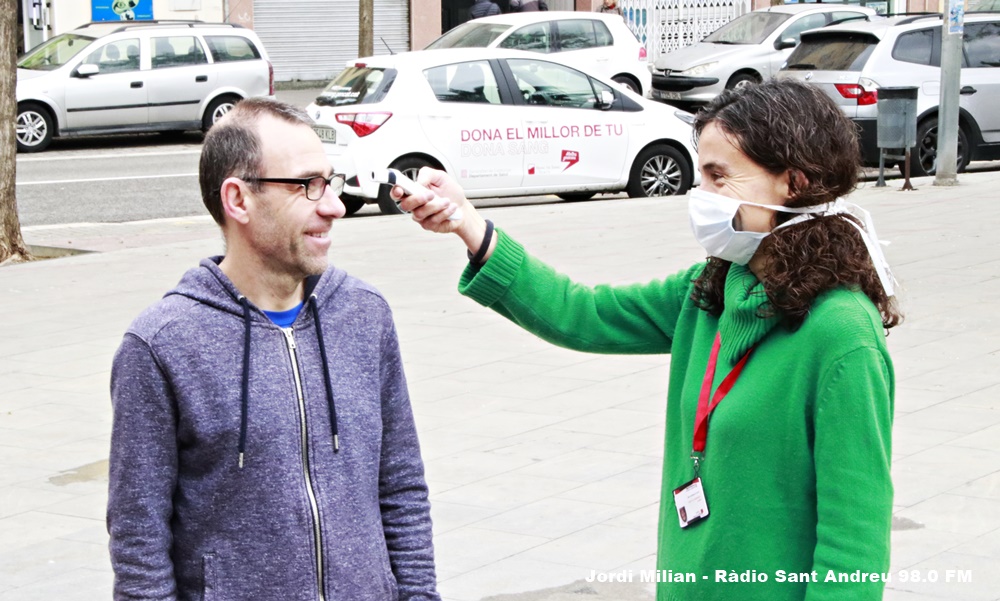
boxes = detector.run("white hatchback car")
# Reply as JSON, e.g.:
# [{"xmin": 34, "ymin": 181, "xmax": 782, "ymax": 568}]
[
  {"xmin": 651, "ymin": 4, "xmax": 875, "ymax": 107},
  {"xmin": 16, "ymin": 20, "xmax": 273, "ymax": 152},
  {"xmin": 425, "ymin": 12, "xmax": 652, "ymax": 96},
  {"xmin": 306, "ymin": 48, "xmax": 698, "ymax": 216}
]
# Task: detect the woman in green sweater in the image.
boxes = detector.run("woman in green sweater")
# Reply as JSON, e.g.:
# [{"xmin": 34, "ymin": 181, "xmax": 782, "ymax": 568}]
[{"xmin": 394, "ymin": 79, "xmax": 901, "ymax": 601}]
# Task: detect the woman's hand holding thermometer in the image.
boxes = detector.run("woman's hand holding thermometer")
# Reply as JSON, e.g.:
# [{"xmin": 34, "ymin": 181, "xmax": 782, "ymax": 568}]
[{"xmin": 372, "ymin": 169, "xmax": 463, "ymax": 222}]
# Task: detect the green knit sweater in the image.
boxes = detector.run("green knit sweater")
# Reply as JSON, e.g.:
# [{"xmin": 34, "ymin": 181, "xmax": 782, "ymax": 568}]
[{"xmin": 458, "ymin": 230, "xmax": 894, "ymax": 601}]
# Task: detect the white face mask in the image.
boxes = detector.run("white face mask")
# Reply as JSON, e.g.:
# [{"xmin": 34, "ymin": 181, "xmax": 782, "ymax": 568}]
[
  {"xmin": 688, "ymin": 188, "xmax": 895, "ymax": 296},
  {"xmin": 688, "ymin": 189, "xmax": 834, "ymax": 265}
]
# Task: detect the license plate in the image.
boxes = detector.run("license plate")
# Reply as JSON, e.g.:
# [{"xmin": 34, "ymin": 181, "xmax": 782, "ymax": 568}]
[
  {"xmin": 314, "ymin": 127, "xmax": 337, "ymax": 143},
  {"xmin": 654, "ymin": 90, "xmax": 682, "ymax": 101}
]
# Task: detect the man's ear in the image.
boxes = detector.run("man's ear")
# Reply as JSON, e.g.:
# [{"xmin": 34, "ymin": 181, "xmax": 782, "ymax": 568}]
[{"xmin": 220, "ymin": 177, "xmax": 251, "ymax": 225}]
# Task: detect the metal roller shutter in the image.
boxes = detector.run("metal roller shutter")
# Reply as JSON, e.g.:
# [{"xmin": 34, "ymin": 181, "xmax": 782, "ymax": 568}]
[
  {"xmin": 374, "ymin": 0, "xmax": 411, "ymax": 56},
  {"xmin": 253, "ymin": 0, "xmax": 410, "ymax": 82}
]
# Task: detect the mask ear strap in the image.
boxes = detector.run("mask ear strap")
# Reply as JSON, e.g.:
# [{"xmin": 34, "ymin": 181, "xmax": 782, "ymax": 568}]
[
  {"xmin": 771, "ymin": 200, "xmax": 896, "ymax": 298},
  {"xmin": 843, "ymin": 204, "xmax": 896, "ymax": 297}
]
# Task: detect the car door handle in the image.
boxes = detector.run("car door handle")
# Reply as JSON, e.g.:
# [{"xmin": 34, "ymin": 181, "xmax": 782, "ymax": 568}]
[
  {"xmin": 195, "ymin": 75, "xmax": 208, "ymax": 82},
  {"xmin": 130, "ymin": 81, "xmax": 143, "ymax": 88},
  {"xmin": 960, "ymin": 86, "xmax": 977, "ymax": 95}
]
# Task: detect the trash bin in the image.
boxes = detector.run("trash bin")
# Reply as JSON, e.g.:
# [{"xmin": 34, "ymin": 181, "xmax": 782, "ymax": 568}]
[
  {"xmin": 876, "ymin": 86, "xmax": 918, "ymax": 150},
  {"xmin": 875, "ymin": 86, "xmax": 918, "ymax": 188}
]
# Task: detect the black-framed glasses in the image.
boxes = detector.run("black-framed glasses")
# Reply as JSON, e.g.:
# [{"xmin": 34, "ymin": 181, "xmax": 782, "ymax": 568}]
[{"xmin": 244, "ymin": 173, "xmax": 346, "ymax": 201}]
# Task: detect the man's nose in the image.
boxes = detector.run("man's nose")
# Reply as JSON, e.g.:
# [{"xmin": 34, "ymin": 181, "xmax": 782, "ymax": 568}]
[{"xmin": 317, "ymin": 185, "xmax": 346, "ymax": 218}]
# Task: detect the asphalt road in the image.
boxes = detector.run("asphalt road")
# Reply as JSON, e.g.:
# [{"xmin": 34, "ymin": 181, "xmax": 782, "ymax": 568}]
[{"xmin": 14, "ymin": 85, "xmax": 998, "ymax": 227}]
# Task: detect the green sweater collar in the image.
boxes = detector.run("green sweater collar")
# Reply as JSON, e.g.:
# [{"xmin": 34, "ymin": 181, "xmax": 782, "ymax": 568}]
[{"xmin": 718, "ymin": 263, "xmax": 780, "ymax": 364}]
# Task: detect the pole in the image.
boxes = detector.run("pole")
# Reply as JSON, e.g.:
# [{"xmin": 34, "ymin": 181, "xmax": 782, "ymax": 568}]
[
  {"xmin": 359, "ymin": 0, "xmax": 374, "ymax": 59},
  {"xmin": 934, "ymin": 0, "xmax": 963, "ymax": 186}
]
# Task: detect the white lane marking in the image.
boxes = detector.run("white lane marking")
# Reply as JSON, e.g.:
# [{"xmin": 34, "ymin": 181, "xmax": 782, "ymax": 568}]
[
  {"xmin": 16, "ymin": 149, "xmax": 201, "ymax": 162},
  {"xmin": 16, "ymin": 173, "xmax": 197, "ymax": 186},
  {"xmin": 22, "ymin": 214, "xmax": 214, "ymax": 231}
]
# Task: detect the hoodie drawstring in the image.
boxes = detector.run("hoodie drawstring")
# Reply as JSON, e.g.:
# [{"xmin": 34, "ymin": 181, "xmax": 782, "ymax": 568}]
[
  {"xmin": 235, "ymin": 294, "xmax": 341, "ymax": 468},
  {"xmin": 310, "ymin": 294, "xmax": 340, "ymax": 453},
  {"xmin": 238, "ymin": 296, "xmax": 252, "ymax": 469}
]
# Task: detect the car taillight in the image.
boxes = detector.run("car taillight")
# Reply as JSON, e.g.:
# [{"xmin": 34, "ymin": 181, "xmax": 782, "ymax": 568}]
[
  {"xmin": 638, "ymin": 47, "xmax": 647, "ymax": 61},
  {"xmin": 335, "ymin": 112, "xmax": 392, "ymax": 137},
  {"xmin": 267, "ymin": 61, "xmax": 274, "ymax": 96},
  {"xmin": 835, "ymin": 82, "xmax": 877, "ymax": 106}
]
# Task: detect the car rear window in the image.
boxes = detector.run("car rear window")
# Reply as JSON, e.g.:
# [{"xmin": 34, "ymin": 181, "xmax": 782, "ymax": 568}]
[
  {"xmin": 315, "ymin": 66, "xmax": 394, "ymax": 106},
  {"xmin": 555, "ymin": 19, "xmax": 613, "ymax": 50},
  {"xmin": 964, "ymin": 21, "xmax": 1000, "ymax": 68},
  {"xmin": 424, "ymin": 60, "xmax": 502, "ymax": 104},
  {"xmin": 784, "ymin": 32, "xmax": 879, "ymax": 71},
  {"xmin": 151, "ymin": 36, "xmax": 208, "ymax": 69},
  {"xmin": 425, "ymin": 23, "xmax": 511, "ymax": 49},
  {"xmin": 500, "ymin": 22, "xmax": 552, "ymax": 52},
  {"xmin": 892, "ymin": 28, "xmax": 938, "ymax": 66},
  {"xmin": 205, "ymin": 36, "xmax": 262, "ymax": 62}
]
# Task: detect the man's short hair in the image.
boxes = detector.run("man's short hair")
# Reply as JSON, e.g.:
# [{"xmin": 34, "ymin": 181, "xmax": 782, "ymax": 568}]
[{"xmin": 199, "ymin": 97, "xmax": 315, "ymax": 225}]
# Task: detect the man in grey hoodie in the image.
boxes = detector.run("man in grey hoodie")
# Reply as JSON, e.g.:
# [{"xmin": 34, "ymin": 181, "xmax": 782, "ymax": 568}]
[{"xmin": 107, "ymin": 98, "xmax": 440, "ymax": 601}]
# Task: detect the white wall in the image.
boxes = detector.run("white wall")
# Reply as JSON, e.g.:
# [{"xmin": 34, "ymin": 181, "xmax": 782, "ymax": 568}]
[{"xmin": 50, "ymin": 0, "xmax": 226, "ymax": 36}]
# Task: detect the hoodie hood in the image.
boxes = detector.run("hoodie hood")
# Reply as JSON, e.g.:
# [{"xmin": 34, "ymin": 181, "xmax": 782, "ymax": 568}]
[
  {"xmin": 165, "ymin": 256, "xmax": 349, "ymax": 466},
  {"xmin": 165, "ymin": 257, "xmax": 347, "ymax": 318}
]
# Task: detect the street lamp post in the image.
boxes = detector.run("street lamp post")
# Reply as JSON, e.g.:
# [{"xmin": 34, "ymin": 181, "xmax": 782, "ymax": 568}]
[{"xmin": 934, "ymin": 0, "xmax": 964, "ymax": 186}]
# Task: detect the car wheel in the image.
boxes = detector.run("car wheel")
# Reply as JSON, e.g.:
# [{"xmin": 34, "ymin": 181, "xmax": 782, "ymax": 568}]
[
  {"xmin": 202, "ymin": 95, "xmax": 240, "ymax": 132},
  {"xmin": 340, "ymin": 193, "xmax": 366, "ymax": 216},
  {"xmin": 726, "ymin": 72, "xmax": 760, "ymax": 91},
  {"xmin": 377, "ymin": 157, "xmax": 435, "ymax": 215},
  {"xmin": 16, "ymin": 103, "xmax": 54, "ymax": 153},
  {"xmin": 626, "ymin": 145, "xmax": 691, "ymax": 198},
  {"xmin": 612, "ymin": 75, "xmax": 640, "ymax": 94},
  {"xmin": 556, "ymin": 192, "xmax": 596, "ymax": 202},
  {"xmin": 906, "ymin": 117, "xmax": 970, "ymax": 177}
]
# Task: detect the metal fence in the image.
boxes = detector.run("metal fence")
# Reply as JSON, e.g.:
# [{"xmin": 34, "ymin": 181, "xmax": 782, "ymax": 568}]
[{"xmin": 621, "ymin": 0, "xmax": 752, "ymax": 61}]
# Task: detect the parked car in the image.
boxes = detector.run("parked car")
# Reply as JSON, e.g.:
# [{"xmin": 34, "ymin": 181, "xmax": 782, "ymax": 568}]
[
  {"xmin": 16, "ymin": 20, "xmax": 273, "ymax": 152},
  {"xmin": 424, "ymin": 12, "xmax": 652, "ymax": 96},
  {"xmin": 650, "ymin": 4, "xmax": 875, "ymax": 107},
  {"xmin": 778, "ymin": 13, "xmax": 1000, "ymax": 176},
  {"xmin": 306, "ymin": 48, "xmax": 698, "ymax": 216}
]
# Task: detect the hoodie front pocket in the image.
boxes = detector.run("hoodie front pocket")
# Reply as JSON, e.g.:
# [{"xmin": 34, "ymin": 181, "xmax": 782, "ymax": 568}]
[
  {"xmin": 380, "ymin": 553, "xmax": 399, "ymax": 599},
  {"xmin": 202, "ymin": 553, "xmax": 216, "ymax": 601}
]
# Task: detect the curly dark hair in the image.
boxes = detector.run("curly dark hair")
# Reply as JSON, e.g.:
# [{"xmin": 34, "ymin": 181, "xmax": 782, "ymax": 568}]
[{"xmin": 690, "ymin": 79, "xmax": 902, "ymax": 330}]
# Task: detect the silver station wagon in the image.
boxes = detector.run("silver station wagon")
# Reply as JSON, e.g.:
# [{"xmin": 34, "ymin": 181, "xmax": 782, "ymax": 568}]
[{"xmin": 16, "ymin": 21, "xmax": 274, "ymax": 152}]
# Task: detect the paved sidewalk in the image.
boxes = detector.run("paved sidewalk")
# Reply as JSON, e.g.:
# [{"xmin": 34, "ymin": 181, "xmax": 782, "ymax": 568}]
[{"xmin": 3, "ymin": 172, "xmax": 1000, "ymax": 600}]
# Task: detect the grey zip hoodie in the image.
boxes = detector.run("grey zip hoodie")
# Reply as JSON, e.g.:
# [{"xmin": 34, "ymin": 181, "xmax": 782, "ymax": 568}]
[{"xmin": 108, "ymin": 257, "xmax": 439, "ymax": 601}]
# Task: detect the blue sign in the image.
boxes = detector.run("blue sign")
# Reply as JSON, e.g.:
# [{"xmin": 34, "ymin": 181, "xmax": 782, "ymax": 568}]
[{"xmin": 92, "ymin": 0, "xmax": 154, "ymax": 22}]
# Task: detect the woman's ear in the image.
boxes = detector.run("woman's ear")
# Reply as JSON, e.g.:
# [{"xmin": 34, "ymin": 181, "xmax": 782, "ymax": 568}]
[
  {"xmin": 220, "ymin": 177, "xmax": 250, "ymax": 225},
  {"xmin": 787, "ymin": 169, "xmax": 810, "ymax": 200}
]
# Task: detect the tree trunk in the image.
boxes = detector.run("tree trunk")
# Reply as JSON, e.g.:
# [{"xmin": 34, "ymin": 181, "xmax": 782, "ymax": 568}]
[{"xmin": 0, "ymin": 0, "xmax": 31, "ymax": 265}]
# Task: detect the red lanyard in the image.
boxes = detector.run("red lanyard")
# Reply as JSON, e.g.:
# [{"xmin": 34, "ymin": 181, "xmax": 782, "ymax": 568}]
[{"xmin": 692, "ymin": 333, "xmax": 753, "ymax": 471}]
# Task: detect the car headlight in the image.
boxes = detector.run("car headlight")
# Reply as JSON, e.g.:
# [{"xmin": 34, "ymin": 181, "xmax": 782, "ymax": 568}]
[{"xmin": 680, "ymin": 62, "xmax": 718, "ymax": 78}]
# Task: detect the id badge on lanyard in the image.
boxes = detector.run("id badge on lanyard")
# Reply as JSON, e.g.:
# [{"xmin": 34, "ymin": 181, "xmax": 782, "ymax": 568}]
[{"xmin": 674, "ymin": 332, "xmax": 753, "ymax": 529}]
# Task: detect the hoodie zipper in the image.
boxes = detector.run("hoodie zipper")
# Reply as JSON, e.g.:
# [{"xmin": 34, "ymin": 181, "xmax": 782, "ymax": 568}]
[{"xmin": 282, "ymin": 327, "xmax": 327, "ymax": 601}]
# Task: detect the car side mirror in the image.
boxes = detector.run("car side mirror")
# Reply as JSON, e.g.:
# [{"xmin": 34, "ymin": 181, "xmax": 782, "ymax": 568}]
[
  {"xmin": 597, "ymin": 90, "xmax": 615, "ymax": 109},
  {"xmin": 74, "ymin": 63, "xmax": 99, "ymax": 78},
  {"xmin": 774, "ymin": 38, "xmax": 797, "ymax": 50}
]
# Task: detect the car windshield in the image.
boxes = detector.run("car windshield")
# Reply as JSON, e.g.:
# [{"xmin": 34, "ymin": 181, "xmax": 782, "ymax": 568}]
[
  {"xmin": 18, "ymin": 33, "xmax": 96, "ymax": 70},
  {"xmin": 703, "ymin": 12, "xmax": 791, "ymax": 44},
  {"xmin": 425, "ymin": 22, "xmax": 512, "ymax": 49},
  {"xmin": 315, "ymin": 66, "xmax": 389, "ymax": 106}
]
